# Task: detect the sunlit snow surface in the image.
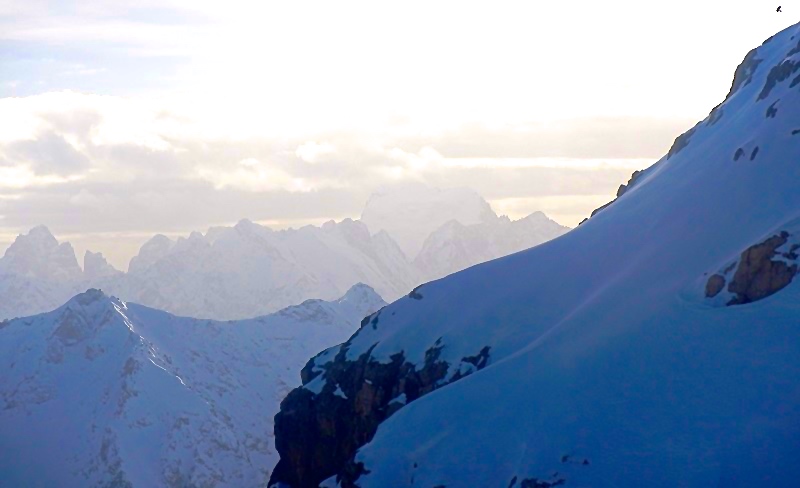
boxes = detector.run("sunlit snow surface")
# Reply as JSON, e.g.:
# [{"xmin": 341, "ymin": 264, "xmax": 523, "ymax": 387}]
[
  {"xmin": 299, "ymin": 23, "xmax": 800, "ymax": 487},
  {"xmin": 0, "ymin": 285, "xmax": 385, "ymax": 487}
]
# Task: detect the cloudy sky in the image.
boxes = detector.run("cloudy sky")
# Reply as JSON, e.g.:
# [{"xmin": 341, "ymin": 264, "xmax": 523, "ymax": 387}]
[{"xmin": 0, "ymin": 0, "xmax": 795, "ymax": 268}]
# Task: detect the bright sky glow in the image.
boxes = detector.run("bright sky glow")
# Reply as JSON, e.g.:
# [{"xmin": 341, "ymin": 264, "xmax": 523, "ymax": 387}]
[{"xmin": 0, "ymin": 0, "xmax": 796, "ymax": 267}]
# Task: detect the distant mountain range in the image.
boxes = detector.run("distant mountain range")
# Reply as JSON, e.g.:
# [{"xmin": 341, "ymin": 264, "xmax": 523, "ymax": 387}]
[
  {"xmin": 0, "ymin": 186, "xmax": 569, "ymax": 320},
  {"xmin": 0, "ymin": 285, "xmax": 385, "ymax": 487}
]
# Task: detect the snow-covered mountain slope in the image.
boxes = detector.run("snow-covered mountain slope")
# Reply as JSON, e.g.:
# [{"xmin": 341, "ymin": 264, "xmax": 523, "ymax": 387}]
[
  {"xmin": 269, "ymin": 23, "xmax": 800, "ymax": 488},
  {"xmin": 360, "ymin": 184, "xmax": 498, "ymax": 259},
  {"xmin": 0, "ymin": 284, "xmax": 385, "ymax": 487},
  {"xmin": 414, "ymin": 211, "xmax": 570, "ymax": 281}
]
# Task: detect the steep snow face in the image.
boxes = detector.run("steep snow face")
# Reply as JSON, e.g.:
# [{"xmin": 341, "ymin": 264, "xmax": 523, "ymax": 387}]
[
  {"xmin": 270, "ymin": 24, "xmax": 800, "ymax": 488},
  {"xmin": 414, "ymin": 211, "xmax": 570, "ymax": 281},
  {"xmin": 0, "ymin": 285, "xmax": 385, "ymax": 487},
  {"xmin": 360, "ymin": 184, "xmax": 497, "ymax": 259}
]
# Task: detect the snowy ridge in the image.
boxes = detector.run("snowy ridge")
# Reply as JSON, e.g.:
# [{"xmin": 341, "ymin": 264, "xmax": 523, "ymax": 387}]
[
  {"xmin": 0, "ymin": 285, "xmax": 386, "ymax": 487},
  {"xmin": 269, "ymin": 22, "xmax": 800, "ymax": 488}
]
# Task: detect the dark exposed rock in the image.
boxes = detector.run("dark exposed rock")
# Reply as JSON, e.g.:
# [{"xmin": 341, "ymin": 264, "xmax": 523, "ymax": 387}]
[
  {"xmin": 705, "ymin": 274, "xmax": 726, "ymax": 298},
  {"xmin": 667, "ymin": 125, "xmax": 698, "ymax": 159},
  {"xmin": 724, "ymin": 48, "xmax": 763, "ymax": 102},
  {"xmin": 734, "ymin": 148, "xmax": 745, "ymax": 161},
  {"xmin": 791, "ymin": 73, "xmax": 800, "ymax": 88},
  {"xmin": 408, "ymin": 285, "xmax": 424, "ymax": 300},
  {"xmin": 461, "ymin": 346, "xmax": 490, "ymax": 369},
  {"xmin": 583, "ymin": 169, "xmax": 645, "ymax": 222},
  {"xmin": 705, "ymin": 45, "xmax": 767, "ymax": 129},
  {"xmin": 787, "ymin": 39, "xmax": 800, "ymax": 57},
  {"xmin": 727, "ymin": 231, "xmax": 798, "ymax": 305},
  {"xmin": 359, "ymin": 309, "xmax": 383, "ymax": 330},
  {"xmin": 758, "ymin": 59, "xmax": 800, "ymax": 100},
  {"xmin": 793, "ymin": 129, "xmax": 800, "ymax": 136},
  {"xmin": 269, "ymin": 335, "xmax": 492, "ymax": 487},
  {"xmin": 520, "ymin": 479, "xmax": 566, "ymax": 488},
  {"xmin": 766, "ymin": 100, "xmax": 779, "ymax": 118},
  {"xmin": 750, "ymin": 146, "xmax": 760, "ymax": 161},
  {"xmin": 450, "ymin": 346, "xmax": 492, "ymax": 382},
  {"xmin": 586, "ymin": 201, "xmax": 613, "ymax": 220}
]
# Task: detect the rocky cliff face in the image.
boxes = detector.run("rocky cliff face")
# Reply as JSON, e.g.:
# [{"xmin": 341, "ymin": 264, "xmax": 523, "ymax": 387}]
[
  {"xmin": 580, "ymin": 169, "xmax": 646, "ymax": 223},
  {"xmin": 269, "ymin": 302, "xmax": 491, "ymax": 488}
]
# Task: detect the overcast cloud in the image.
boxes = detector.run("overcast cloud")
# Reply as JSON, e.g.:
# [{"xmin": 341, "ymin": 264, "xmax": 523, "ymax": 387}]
[{"xmin": 0, "ymin": 1, "xmax": 795, "ymax": 268}]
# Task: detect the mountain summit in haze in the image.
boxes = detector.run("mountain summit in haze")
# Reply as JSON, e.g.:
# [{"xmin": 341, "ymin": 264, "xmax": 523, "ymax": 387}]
[
  {"xmin": 0, "ymin": 190, "xmax": 568, "ymax": 321},
  {"xmin": 269, "ymin": 22, "xmax": 800, "ymax": 488},
  {"xmin": 360, "ymin": 184, "xmax": 498, "ymax": 258}
]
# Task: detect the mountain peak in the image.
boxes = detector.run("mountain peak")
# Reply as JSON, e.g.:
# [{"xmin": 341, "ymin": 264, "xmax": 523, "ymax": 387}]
[
  {"xmin": 84, "ymin": 251, "xmax": 121, "ymax": 280},
  {"xmin": 68, "ymin": 288, "xmax": 109, "ymax": 306},
  {"xmin": 360, "ymin": 184, "xmax": 498, "ymax": 259},
  {"xmin": 27, "ymin": 224, "xmax": 57, "ymax": 241},
  {"xmin": 335, "ymin": 283, "xmax": 387, "ymax": 317},
  {"xmin": 128, "ymin": 234, "xmax": 175, "ymax": 273},
  {"xmin": 0, "ymin": 226, "xmax": 81, "ymax": 282},
  {"xmin": 342, "ymin": 282, "xmax": 380, "ymax": 300}
]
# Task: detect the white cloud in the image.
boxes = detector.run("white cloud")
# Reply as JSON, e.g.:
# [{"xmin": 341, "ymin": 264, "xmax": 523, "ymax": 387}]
[
  {"xmin": 295, "ymin": 141, "xmax": 336, "ymax": 164},
  {"xmin": 69, "ymin": 188, "xmax": 101, "ymax": 207},
  {"xmin": 0, "ymin": 165, "xmax": 84, "ymax": 189},
  {"xmin": 198, "ymin": 158, "xmax": 315, "ymax": 193}
]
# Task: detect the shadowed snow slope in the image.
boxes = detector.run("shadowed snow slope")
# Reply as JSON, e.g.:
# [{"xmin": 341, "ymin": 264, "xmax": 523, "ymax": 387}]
[
  {"xmin": 0, "ymin": 285, "xmax": 385, "ymax": 487},
  {"xmin": 269, "ymin": 23, "xmax": 800, "ymax": 488}
]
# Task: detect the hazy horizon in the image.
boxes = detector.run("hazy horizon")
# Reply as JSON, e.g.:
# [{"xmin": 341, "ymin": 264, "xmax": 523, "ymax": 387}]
[{"xmin": 1, "ymin": 0, "xmax": 795, "ymax": 268}]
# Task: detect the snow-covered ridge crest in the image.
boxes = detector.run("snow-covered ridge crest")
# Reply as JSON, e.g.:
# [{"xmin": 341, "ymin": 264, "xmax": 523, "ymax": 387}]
[
  {"xmin": 0, "ymin": 284, "xmax": 386, "ymax": 487},
  {"xmin": 269, "ymin": 21, "xmax": 800, "ymax": 488}
]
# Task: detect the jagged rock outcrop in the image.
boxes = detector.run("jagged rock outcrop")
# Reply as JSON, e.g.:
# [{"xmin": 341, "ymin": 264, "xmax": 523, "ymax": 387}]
[
  {"xmin": 580, "ymin": 169, "xmax": 646, "ymax": 223},
  {"xmin": 706, "ymin": 230, "xmax": 799, "ymax": 305},
  {"xmin": 269, "ymin": 323, "xmax": 491, "ymax": 487}
]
